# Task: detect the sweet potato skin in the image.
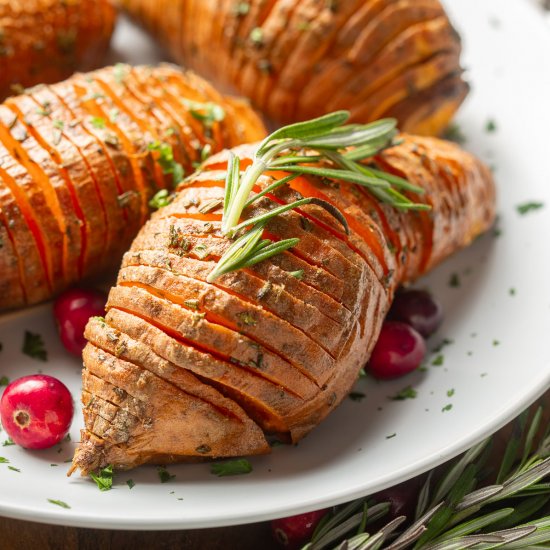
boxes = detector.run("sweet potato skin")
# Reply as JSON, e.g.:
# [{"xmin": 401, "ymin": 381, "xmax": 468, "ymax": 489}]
[
  {"xmin": 0, "ymin": 64, "xmax": 267, "ymax": 311},
  {"xmin": 72, "ymin": 135, "xmax": 496, "ymax": 474},
  {"xmin": 120, "ymin": 0, "xmax": 468, "ymax": 135},
  {"xmin": 0, "ymin": 0, "xmax": 116, "ymax": 102}
]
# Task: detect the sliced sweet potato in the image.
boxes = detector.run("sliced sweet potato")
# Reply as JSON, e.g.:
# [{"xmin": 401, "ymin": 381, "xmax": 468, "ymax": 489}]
[
  {"xmin": 0, "ymin": 0, "xmax": 116, "ymax": 102},
  {"xmin": 0, "ymin": 65, "xmax": 267, "ymax": 310},
  {"xmin": 121, "ymin": 0, "xmax": 467, "ymax": 133},
  {"xmin": 72, "ymin": 120, "xmax": 497, "ymax": 476},
  {"xmin": 74, "ymin": 343, "xmax": 269, "ymax": 472}
]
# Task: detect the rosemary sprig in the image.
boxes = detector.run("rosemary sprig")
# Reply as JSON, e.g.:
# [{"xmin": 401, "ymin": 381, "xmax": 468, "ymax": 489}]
[
  {"xmin": 206, "ymin": 111, "xmax": 428, "ymax": 282},
  {"xmin": 298, "ymin": 404, "xmax": 550, "ymax": 550}
]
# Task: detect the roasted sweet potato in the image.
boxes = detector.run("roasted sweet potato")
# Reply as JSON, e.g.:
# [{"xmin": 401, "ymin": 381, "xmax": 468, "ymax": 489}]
[
  {"xmin": 0, "ymin": 0, "xmax": 117, "ymax": 102},
  {"xmin": 119, "ymin": 0, "xmax": 468, "ymax": 135},
  {"xmin": 71, "ymin": 134, "xmax": 496, "ymax": 474},
  {"xmin": 0, "ymin": 64, "xmax": 266, "ymax": 311}
]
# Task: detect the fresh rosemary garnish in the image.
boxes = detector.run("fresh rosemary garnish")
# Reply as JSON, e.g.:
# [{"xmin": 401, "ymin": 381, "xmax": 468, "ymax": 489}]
[
  {"xmin": 300, "ymin": 404, "xmax": 550, "ymax": 549},
  {"xmin": 207, "ymin": 111, "xmax": 429, "ymax": 282}
]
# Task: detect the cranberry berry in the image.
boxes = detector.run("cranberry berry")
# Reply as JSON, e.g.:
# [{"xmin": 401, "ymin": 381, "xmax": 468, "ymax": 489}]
[
  {"xmin": 53, "ymin": 287, "xmax": 106, "ymax": 356},
  {"xmin": 271, "ymin": 509, "xmax": 328, "ymax": 549},
  {"xmin": 368, "ymin": 321, "xmax": 426, "ymax": 379},
  {"xmin": 389, "ymin": 288, "xmax": 443, "ymax": 338},
  {"xmin": 0, "ymin": 374, "xmax": 74, "ymax": 449}
]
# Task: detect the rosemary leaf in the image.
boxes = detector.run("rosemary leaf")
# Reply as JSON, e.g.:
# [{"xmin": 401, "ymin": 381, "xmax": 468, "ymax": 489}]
[
  {"xmin": 230, "ymin": 197, "xmax": 349, "ymax": 236},
  {"xmin": 256, "ymin": 111, "xmax": 350, "ymax": 157},
  {"xmin": 430, "ymin": 508, "xmax": 514, "ymax": 543},
  {"xmin": 520, "ymin": 407, "xmax": 543, "ymax": 471},
  {"xmin": 243, "ymin": 174, "xmax": 298, "ymax": 208}
]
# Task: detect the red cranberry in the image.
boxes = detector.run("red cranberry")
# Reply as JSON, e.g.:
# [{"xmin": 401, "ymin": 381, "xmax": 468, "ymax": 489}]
[
  {"xmin": 53, "ymin": 287, "xmax": 106, "ymax": 356},
  {"xmin": 367, "ymin": 321, "xmax": 426, "ymax": 379},
  {"xmin": 0, "ymin": 375, "xmax": 74, "ymax": 449},
  {"xmin": 389, "ymin": 289, "xmax": 443, "ymax": 338},
  {"xmin": 271, "ymin": 509, "xmax": 328, "ymax": 549}
]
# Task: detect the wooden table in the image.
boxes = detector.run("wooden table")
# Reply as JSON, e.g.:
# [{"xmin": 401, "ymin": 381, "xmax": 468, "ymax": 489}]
[{"xmin": 0, "ymin": 517, "xmax": 279, "ymax": 549}]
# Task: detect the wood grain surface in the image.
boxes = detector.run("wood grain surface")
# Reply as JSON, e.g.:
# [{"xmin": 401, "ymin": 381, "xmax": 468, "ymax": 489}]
[{"xmin": 0, "ymin": 517, "xmax": 279, "ymax": 549}]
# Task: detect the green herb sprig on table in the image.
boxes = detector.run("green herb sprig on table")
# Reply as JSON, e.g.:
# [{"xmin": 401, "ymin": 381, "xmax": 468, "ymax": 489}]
[
  {"xmin": 206, "ymin": 111, "xmax": 429, "ymax": 282},
  {"xmin": 300, "ymin": 404, "xmax": 550, "ymax": 549}
]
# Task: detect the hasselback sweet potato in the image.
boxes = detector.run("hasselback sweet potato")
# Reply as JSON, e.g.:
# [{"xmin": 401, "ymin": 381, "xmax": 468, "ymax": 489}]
[
  {"xmin": 0, "ymin": 64, "xmax": 266, "ymax": 311},
  {"xmin": 0, "ymin": 0, "xmax": 116, "ymax": 101},
  {"xmin": 119, "ymin": 0, "xmax": 468, "ymax": 135},
  {"xmin": 71, "ymin": 133, "xmax": 495, "ymax": 474}
]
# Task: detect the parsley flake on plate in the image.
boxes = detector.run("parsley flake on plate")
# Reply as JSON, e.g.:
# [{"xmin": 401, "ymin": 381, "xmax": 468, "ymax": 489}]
[
  {"xmin": 389, "ymin": 386, "xmax": 417, "ymax": 401},
  {"xmin": 516, "ymin": 201, "xmax": 544, "ymax": 215},
  {"xmin": 157, "ymin": 466, "xmax": 175, "ymax": 483},
  {"xmin": 211, "ymin": 458, "xmax": 253, "ymax": 477},
  {"xmin": 48, "ymin": 499, "xmax": 70, "ymax": 509},
  {"xmin": 22, "ymin": 331, "xmax": 47, "ymax": 361},
  {"xmin": 90, "ymin": 464, "xmax": 114, "ymax": 492}
]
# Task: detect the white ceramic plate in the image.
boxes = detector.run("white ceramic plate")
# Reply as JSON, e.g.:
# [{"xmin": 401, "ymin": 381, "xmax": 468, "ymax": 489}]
[{"xmin": 0, "ymin": 0, "xmax": 549, "ymax": 531}]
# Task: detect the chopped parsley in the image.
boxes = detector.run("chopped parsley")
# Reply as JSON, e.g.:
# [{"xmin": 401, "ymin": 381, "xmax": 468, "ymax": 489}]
[
  {"xmin": 2, "ymin": 438, "xmax": 14, "ymax": 446},
  {"xmin": 8, "ymin": 466, "xmax": 20, "ymax": 472},
  {"xmin": 447, "ymin": 389, "xmax": 455, "ymax": 397},
  {"xmin": 126, "ymin": 479, "xmax": 135, "ymax": 490},
  {"xmin": 48, "ymin": 499, "xmax": 71, "ymax": 509},
  {"xmin": 448, "ymin": 273, "xmax": 461, "ymax": 288},
  {"xmin": 432, "ymin": 338, "xmax": 453, "ymax": 353},
  {"xmin": 485, "ymin": 119, "xmax": 497, "ymax": 133},
  {"xmin": 516, "ymin": 202, "xmax": 544, "ymax": 215},
  {"xmin": 193, "ymin": 244, "xmax": 210, "ymax": 260},
  {"xmin": 147, "ymin": 141, "xmax": 184, "ymax": 186},
  {"xmin": 0, "ymin": 457, "xmax": 9, "ymax": 463},
  {"xmin": 348, "ymin": 392, "xmax": 366, "ymax": 402},
  {"xmin": 211, "ymin": 458, "xmax": 253, "ymax": 477},
  {"xmin": 181, "ymin": 99, "xmax": 225, "ymax": 128},
  {"xmin": 149, "ymin": 189, "xmax": 174, "ymax": 210},
  {"xmin": 0, "ymin": 375, "xmax": 8, "ymax": 386},
  {"xmin": 90, "ymin": 116, "xmax": 106, "ymax": 129},
  {"xmin": 443, "ymin": 123, "xmax": 466, "ymax": 145},
  {"xmin": 386, "ymin": 433, "xmax": 397, "ymax": 439},
  {"xmin": 36, "ymin": 102, "xmax": 52, "ymax": 116},
  {"xmin": 389, "ymin": 385, "xmax": 417, "ymax": 401},
  {"xmin": 431, "ymin": 354, "xmax": 445, "ymax": 367},
  {"xmin": 237, "ymin": 312, "xmax": 257, "ymax": 326},
  {"xmin": 184, "ymin": 299, "xmax": 200, "ymax": 310},
  {"xmin": 442, "ymin": 404, "xmax": 453, "ymax": 413},
  {"xmin": 22, "ymin": 331, "xmax": 47, "ymax": 361},
  {"xmin": 90, "ymin": 464, "xmax": 114, "ymax": 491},
  {"xmin": 509, "ymin": 288, "xmax": 516, "ymax": 296},
  {"xmin": 157, "ymin": 466, "xmax": 175, "ymax": 483},
  {"xmin": 492, "ymin": 340, "xmax": 500, "ymax": 346},
  {"xmin": 249, "ymin": 27, "xmax": 264, "ymax": 46},
  {"xmin": 289, "ymin": 270, "xmax": 304, "ymax": 280}
]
